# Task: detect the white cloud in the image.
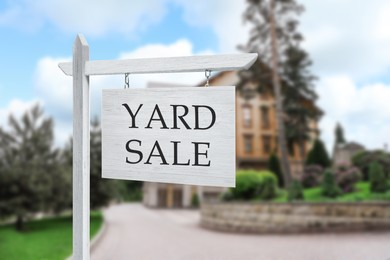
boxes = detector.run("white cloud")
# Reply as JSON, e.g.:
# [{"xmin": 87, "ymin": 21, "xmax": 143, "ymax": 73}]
[
  {"xmin": 0, "ymin": 0, "xmax": 168, "ymax": 36},
  {"xmin": 301, "ymin": 0, "xmax": 390, "ymax": 81},
  {"xmin": 173, "ymin": 0, "xmax": 390, "ymax": 82},
  {"xmin": 33, "ymin": 56, "xmax": 73, "ymax": 146},
  {"xmin": 317, "ymin": 75, "xmax": 390, "ymax": 152},
  {"xmin": 33, "ymin": 39, "xmax": 211, "ymax": 146},
  {"xmin": 0, "ymin": 99, "xmax": 42, "ymax": 128},
  {"xmin": 0, "ymin": 0, "xmax": 247, "ymax": 52},
  {"xmin": 0, "ymin": 98, "xmax": 72, "ymax": 148},
  {"xmin": 35, "ymin": 56, "xmax": 72, "ymax": 116},
  {"xmin": 0, "ymin": 2, "xmax": 42, "ymax": 32},
  {"xmin": 373, "ymin": 2, "xmax": 390, "ymax": 42},
  {"xmin": 174, "ymin": 0, "xmax": 249, "ymax": 53}
]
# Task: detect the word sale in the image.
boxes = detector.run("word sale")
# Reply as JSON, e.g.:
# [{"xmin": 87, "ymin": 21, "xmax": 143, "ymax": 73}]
[{"xmin": 122, "ymin": 103, "xmax": 217, "ymax": 166}]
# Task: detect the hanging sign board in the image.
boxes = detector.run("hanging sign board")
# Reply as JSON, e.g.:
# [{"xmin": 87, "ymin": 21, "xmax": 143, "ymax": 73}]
[{"xmin": 102, "ymin": 86, "xmax": 236, "ymax": 187}]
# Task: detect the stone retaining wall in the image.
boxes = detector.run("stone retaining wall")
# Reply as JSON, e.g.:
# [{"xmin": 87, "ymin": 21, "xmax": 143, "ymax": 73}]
[{"xmin": 201, "ymin": 202, "xmax": 390, "ymax": 233}]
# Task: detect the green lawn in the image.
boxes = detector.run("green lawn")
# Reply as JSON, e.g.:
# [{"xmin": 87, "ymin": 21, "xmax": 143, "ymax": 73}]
[
  {"xmin": 0, "ymin": 211, "xmax": 103, "ymax": 260},
  {"xmin": 273, "ymin": 182, "xmax": 390, "ymax": 202}
]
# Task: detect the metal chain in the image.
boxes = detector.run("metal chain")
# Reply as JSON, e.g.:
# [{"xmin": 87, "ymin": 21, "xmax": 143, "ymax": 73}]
[
  {"xmin": 205, "ymin": 70, "xmax": 211, "ymax": 87},
  {"xmin": 124, "ymin": 73, "xmax": 130, "ymax": 89}
]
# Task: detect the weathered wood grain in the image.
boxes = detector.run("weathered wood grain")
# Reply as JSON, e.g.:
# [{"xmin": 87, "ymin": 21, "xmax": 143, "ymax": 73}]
[
  {"xmin": 72, "ymin": 34, "xmax": 90, "ymax": 260},
  {"xmin": 102, "ymin": 87, "xmax": 236, "ymax": 187},
  {"xmin": 59, "ymin": 53, "xmax": 258, "ymax": 76}
]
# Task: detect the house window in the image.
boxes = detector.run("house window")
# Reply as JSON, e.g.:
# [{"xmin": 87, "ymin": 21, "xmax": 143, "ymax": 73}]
[
  {"xmin": 242, "ymin": 105, "xmax": 252, "ymax": 128},
  {"xmin": 244, "ymin": 135, "xmax": 253, "ymax": 154},
  {"xmin": 262, "ymin": 135, "xmax": 272, "ymax": 154},
  {"xmin": 261, "ymin": 106, "xmax": 270, "ymax": 129}
]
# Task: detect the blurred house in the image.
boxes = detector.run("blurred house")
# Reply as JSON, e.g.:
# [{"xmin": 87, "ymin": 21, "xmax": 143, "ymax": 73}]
[{"xmin": 143, "ymin": 70, "xmax": 321, "ymax": 208}]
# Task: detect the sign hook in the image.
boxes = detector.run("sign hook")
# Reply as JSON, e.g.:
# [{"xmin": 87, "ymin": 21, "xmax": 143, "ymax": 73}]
[
  {"xmin": 124, "ymin": 73, "xmax": 130, "ymax": 89},
  {"xmin": 205, "ymin": 70, "xmax": 211, "ymax": 87}
]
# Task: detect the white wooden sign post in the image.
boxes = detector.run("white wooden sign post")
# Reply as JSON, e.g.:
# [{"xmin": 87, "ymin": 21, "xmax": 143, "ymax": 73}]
[{"xmin": 59, "ymin": 34, "xmax": 257, "ymax": 260}]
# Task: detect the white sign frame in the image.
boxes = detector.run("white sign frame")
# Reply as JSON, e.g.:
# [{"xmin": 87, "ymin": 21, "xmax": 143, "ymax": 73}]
[{"xmin": 59, "ymin": 34, "xmax": 257, "ymax": 260}]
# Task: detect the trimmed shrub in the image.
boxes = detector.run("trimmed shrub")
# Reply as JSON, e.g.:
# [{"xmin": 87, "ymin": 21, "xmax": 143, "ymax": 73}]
[
  {"xmin": 306, "ymin": 139, "xmax": 331, "ymax": 168},
  {"xmin": 352, "ymin": 150, "xmax": 390, "ymax": 180},
  {"xmin": 267, "ymin": 153, "xmax": 284, "ymax": 187},
  {"xmin": 258, "ymin": 174, "xmax": 278, "ymax": 200},
  {"xmin": 231, "ymin": 170, "xmax": 263, "ymax": 200},
  {"xmin": 191, "ymin": 193, "xmax": 200, "ymax": 208},
  {"xmin": 287, "ymin": 179, "xmax": 304, "ymax": 201},
  {"xmin": 321, "ymin": 169, "xmax": 341, "ymax": 198},
  {"xmin": 334, "ymin": 164, "xmax": 361, "ymax": 193},
  {"xmin": 220, "ymin": 190, "xmax": 234, "ymax": 202},
  {"xmin": 229, "ymin": 170, "xmax": 278, "ymax": 200},
  {"xmin": 301, "ymin": 165, "xmax": 323, "ymax": 188},
  {"xmin": 369, "ymin": 162, "xmax": 388, "ymax": 193}
]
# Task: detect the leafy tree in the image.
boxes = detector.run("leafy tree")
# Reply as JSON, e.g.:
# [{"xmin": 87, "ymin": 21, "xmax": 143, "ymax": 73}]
[
  {"xmin": 267, "ymin": 152, "xmax": 284, "ymax": 187},
  {"xmin": 352, "ymin": 150, "xmax": 390, "ymax": 180},
  {"xmin": 321, "ymin": 169, "xmax": 341, "ymax": 198},
  {"xmin": 239, "ymin": 0, "xmax": 319, "ymax": 186},
  {"xmin": 306, "ymin": 139, "xmax": 331, "ymax": 168},
  {"xmin": 0, "ymin": 105, "xmax": 66, "ymax": 230},
  {"xmin": 335, "ymin": 122, "xmax": 346, "ymax": 145},
  {"xmin": 369, "ymin": 162, "xmax": 387, "ymax": 193}
]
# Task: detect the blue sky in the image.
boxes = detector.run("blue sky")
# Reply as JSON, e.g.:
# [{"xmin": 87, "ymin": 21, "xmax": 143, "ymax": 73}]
[
  {"xmin": 0, "ymin": 1, "xmax": 217, "ymax": 105},
  {"xmin": 1, "ymin": 0, "xmax": 390, "ymax": 152}
]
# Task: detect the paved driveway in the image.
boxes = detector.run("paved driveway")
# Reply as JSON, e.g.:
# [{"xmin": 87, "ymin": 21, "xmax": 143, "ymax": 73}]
[{"xmin": 91, "ymin": 203, "xmax": 390, "ymax": 260}]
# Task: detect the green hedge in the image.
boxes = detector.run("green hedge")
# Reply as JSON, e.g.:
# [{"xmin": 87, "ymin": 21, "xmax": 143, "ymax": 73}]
[
  {"xmin": 352, "ymin": 150, "xmax": 390, "ymax": 180},
  {"xmin": 227, "ymin": 170, "xmax": 278, "ymax": 201}
]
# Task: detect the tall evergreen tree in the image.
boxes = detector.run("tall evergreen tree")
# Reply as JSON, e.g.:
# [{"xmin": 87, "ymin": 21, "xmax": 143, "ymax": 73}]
[
  {"xmin": 306, "ymin": 139, "xmax": 331, "ymax": 168},
  {"xmin": 283, "ymin": 45, "xmax": 321, "ymax": 160},
  {"xmin": 239, "ymin": 0, "xmax": 318, "ymax": 187},
  {"xmin": 62, "ymin": 118, "xmax": 118, "ymax": 209},
  {"xmin": 0, "ymin": 105, "xmax": 65, "ymax": 230},
  {"xmin": 52, "ymin": 139, "xmax": 72, "ymax": 214}
]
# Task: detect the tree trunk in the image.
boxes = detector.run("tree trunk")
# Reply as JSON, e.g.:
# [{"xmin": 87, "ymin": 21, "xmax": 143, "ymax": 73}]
[
  {"xmin": 269, "ymin": 0, "xmax": 292, "ymax": 187},
  {"xmin": 298, "ymin": 134, "xmax": 306, "ymax": 174},
  {"xmin": 298, "ymin": 138, "xmax": 306, "ymax": 163},
  {"xmin": 16, "ymin": 215, "xmax": 24, "ymax": 231}
]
